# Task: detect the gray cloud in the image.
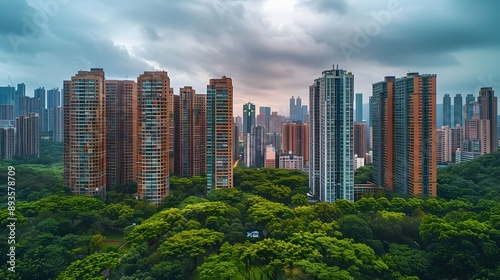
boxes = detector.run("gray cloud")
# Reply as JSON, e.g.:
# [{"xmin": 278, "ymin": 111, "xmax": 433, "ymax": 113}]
[{"xmin": 1, "ymin": 0, "xmax": 499, "ymax": 116}]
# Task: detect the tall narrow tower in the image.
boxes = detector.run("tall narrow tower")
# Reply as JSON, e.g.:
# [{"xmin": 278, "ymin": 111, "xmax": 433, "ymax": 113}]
[
  {"xmin": 64, "ymin": 68, "xmax": 106, "ymax": 198},
  {"xmin": 443, "ymin": 94, "xmax": 451, "ymax": 126},
  {"xmin": 309, "ymin": 66, "xmax": 354, "ymax": 202},
  {"xmin": 137, "ymin": 71, "xmax": 171, "ymax": 205},
  {"xmin": 206, "ymin": 76, "xmax": 233, "ymax": 191},
  {"xmin": 478, "ymin": 87, "xmax": 498, "ymax": 152}
]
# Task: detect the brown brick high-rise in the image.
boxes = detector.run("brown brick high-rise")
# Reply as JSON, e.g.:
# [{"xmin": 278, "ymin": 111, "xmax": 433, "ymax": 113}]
[
  {"xmin": 64, "ymin": 69, "xmax": 106, "ymax": 198},
  {"xmin": 137, "ymin": 71, "xmax": 171, "ymax": 205}
]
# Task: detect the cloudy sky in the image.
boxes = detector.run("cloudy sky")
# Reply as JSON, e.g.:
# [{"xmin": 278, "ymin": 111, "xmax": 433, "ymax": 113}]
[{"xmin": 1, "ymin": 0, "xmax": 499, "ymax": 116}]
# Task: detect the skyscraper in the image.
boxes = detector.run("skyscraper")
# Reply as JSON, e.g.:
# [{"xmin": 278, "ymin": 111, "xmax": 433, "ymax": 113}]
[
  {"xmin": 372, "ymin": 73, "xmax": 437, "ymax": 196},
  {"xmin": 356, "ymin": 93, "xmax": 363, "ymax": 122},
  {"xmin": 14, "ymin": 83, "xmax": 25, "ymax": 117},
  {"xmin": 454, "ymin": 94, "xmax": 463, "ymax": 126},
  {"xmin": 465, "ymin": 93, "xmax": 475, "ymax": 120},
  {"xmin": 0, "ymin": 125, "xmax": 15, "ymax": 160},
  {"xmin": 372, "ymin": 76, "xmax": 395, "ymax": 189},
  {"xmin": 248, "ymin": 124, "xmax": 265, "ymax": 168},
  {"xmin": 309, "ymin": 66, "xmax": 354, "ymax": 202},
  {"xmin": 478, "ymin": 87, "xmax": 498, "ymax": 152},
  {"xmin": 105, "ymin": 80, "xmax": 138, "ymax": 188},
  {"xmin": 282, "ymin": 122, "xmax": 309, "ymax": 166},
  {"xmin": 173, "ymin": 86, "xmax": 206, "ymax": 177},
  {"xmin": 258, "ymin": 106, "xmax": 271, "ymax": 131},
  {"xmin": 53, "ymin": 106, "xmax": 63, "ymax": 142},
  {"xmin": 0, "ymin": 86, "xmax": 16, "ymax": 105},
  {"xmin": 354, "ymin": 122, "xmax": 367, "ymax": 160},
  {"xmin": 242, "ymin": 102, "xmax": 255, "ymax": 136},
  {"xmin": 64, "ymin": 69, "xmax": 106, "ymax": 198},
  {"xmin": 443, "ymin": 94, "xmax": 451, "ymax": 126},
  {"xmin": 397, "ymin": 73, "xmax": 436, "ymax": 195},
  {"xmin": 47, "ymin": 88, "xmax": 61, "ymax": 109},
  {"xmin": 243, "ymin": 102, "xmax": 255, "ymax": 167},
  {"xmin": 206, "ymin": 76, "xmax": 233, "ymax": 191},
  {"xmin": 137, "ymin": 71, "xmax": 171, "ymax": 205},
  {"xmin": 34, "ymin": 87, "xmax": 46, "ymax": 112},
  {"xmin": 15, "ymin": 113, "xmax": 39, "ymax": 157}
]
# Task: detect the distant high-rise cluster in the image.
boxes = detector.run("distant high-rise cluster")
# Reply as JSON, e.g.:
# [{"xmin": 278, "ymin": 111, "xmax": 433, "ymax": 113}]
[{"xmin": 437, "ymin": 89, "xmax": 498, "ymax": 163}]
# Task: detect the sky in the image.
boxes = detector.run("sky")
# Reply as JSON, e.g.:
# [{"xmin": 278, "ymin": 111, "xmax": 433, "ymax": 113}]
[{"xmin": 1, "ymin": 0, "xmax": 500, "ymax": 117}]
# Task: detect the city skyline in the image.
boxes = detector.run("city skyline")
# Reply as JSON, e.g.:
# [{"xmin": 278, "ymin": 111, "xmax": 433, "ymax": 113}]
[{"xmin": 2, "ymin": 1, "xmax": 499, "ymax": 115}]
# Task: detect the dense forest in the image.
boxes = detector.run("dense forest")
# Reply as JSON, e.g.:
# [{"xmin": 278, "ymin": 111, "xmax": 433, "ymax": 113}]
[{"xmin": 1, "ymin": 143, "xmax": 500, "ymax": 279}]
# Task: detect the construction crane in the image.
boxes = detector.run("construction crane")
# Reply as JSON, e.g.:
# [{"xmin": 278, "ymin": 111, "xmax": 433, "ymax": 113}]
[{"xmin": 7, "ymin": 75, "xmax": 14, "ymax": 87}]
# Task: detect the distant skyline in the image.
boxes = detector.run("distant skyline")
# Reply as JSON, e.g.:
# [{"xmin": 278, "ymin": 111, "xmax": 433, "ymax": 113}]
[{"xmin": 1, "ymin": 0, "xmax": 500, "ymax": 116}]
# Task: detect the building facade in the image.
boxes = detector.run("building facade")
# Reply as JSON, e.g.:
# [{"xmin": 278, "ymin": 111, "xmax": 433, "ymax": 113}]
[
  {"xmin": 309, "ymin": 66, "xmax": 354, "ymax": 202},
  {"xmin": 282, "ymin": 122, "xmax": 309, "ymax": 166},
  {"xmin": 206, "ymin": 76, "xmax": 233, "ymax": 191},
  {"xmin": 443, "ymin": 94, "xmax": 451, "ymax": 126},
  {"xmin": 64, "ymin": 69, "xmax": 106, "ymax": 198},
  {"xmin": 372, "ymin": 73, "xmax": 437, "ymax": 196},
  {"xmin": 174, "ymin": 86, "xmax": 206, "ymax": 177},
  {"xmin": 137, "ymin": 71, "xmax": 171, "ymax": 204},
  {"xmin": 106, "ymin": 80, "xmax": 138, "ymax": 188}
]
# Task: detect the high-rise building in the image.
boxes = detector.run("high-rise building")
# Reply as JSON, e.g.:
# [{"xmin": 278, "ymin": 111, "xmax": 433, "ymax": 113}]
[
  {"xmin": 454, "ymin": 94, "xmax": 463, "ymax": 126},
  {"xmin": 64, "ymin": 69, "xmax": 106, "ymax": 198},
  {"xmin": 372, "ymin": 76, "xmax": 395, "ymax": 189},
  {"xmin": 354, "ymin": 122, "xmax": 367, "ymax": 161},
  {"xmin": 34, "ymin": 87, "xmax": 46, "ymax": 112},
  {"xmin": 289, "ymin": 96, "xmax": 304, "ymax": 122},
  {"xmin": 136, "ymin": 71, "xmax": 171, "ymax": 205},
  {"xmin": 269, "ymin": 111, "xmax": 285, "ymax": 134},
  {"xmin": 53, "ymin": 106, "xmax": 63, "ymax": 142},
  {"xmin": 478, "ymin": 87, "xmax": 498, "ymax": 152},
  {"xmin": 372, "ymin": 73, "xmax": 437, "ymax": 196},
  {"xmin": 465, "ymin": 93, "xmax": 475, "ymax": 120},
  {"xmin": 282, "ymin": 122, "xmax": 309, "ymax": 166},
  {"xmin": 0, "ymin": 86, "xmax": 16, "ymax": 105},
  {"xmin": 395, "ymin": 73, "xmax": 436, "ymax": 196},
  {"xmin": 0, "ymin": 105, "xmax": 14, "ymax": 120},
  {"xmin": 443, "ymin": 94, "xmax": 451, "ymax": 126},
  {"xmin": 18, "ymin": 96, "xmax": 40, "ymax": 117},
  {"xmin": 450, "ymin": 125, "xmax": 463, "ymax": 153},
  {"xmin": 259, "ymin": 106, "xmax": 271, "ymax": 131},
  {"xmin": 0, "ymin": 121, "xmax": 15, "ymax": 160},
  {"xmin": 243, "ymin": 102, "xmax": 255, "ymax": 167},
  {"xmin": 105, "ymin": 80, "xmax": 138, "ymax": 189},
  {"xmin": 47, "ymin": 88, "xmax": 61, "ymax": 109},
  {"xmin": 356, "ymin": 93, "xmax": 363, "ymax": 122},
  {"xmin": 247, "ymin": 124, "xmax": 265, "ymax": 168},
  {"xmin": 15, "ymin": 83, "xmax": 25, "ymax": 117},
  {"xmin": 206, "ymin": 76, "xmax": 233, "ymax": 191},
  {"xmin": 464, "ymin": 117, "xmax": 490, "ymax": 155},
  {"xmin": 264, "ymin": 144, "xmax": 276, "ymax": 168},
  {"xmin": 242, "ymin": 102, "xmax": 255, "ymax": 135},
  {"xmin": 265, "ymin": 132, "xmax": 282, "ymax": 153},
  {"xmin": 437, "ymin": 126, "xmax": 452, "ymax": 163},
  {"xmin": 301, "ymin": 105, "xmax": 308, "ymax": 123},
  {"xmin": 15, "ymin": 113, "xmax": 39, "ymax": 157},
  {"xmin": 174, "ymin": 86, "xmax": 206, "ymax": 177},
  {"xmin": 309, "ymin": 66, "xmax": 354, "ymax": 202}
]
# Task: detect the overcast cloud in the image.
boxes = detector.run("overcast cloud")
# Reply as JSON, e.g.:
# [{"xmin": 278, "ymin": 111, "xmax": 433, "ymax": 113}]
[{"xmin": 1, "ymin": 0, "xmax": 499, "ymax": 116}]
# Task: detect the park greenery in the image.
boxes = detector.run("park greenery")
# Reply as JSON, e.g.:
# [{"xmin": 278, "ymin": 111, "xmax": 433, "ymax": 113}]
[{"xmin": 1, "ymin": 142, "xmax": 500, "ymax": 279}]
